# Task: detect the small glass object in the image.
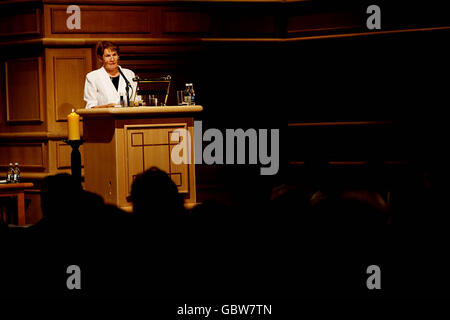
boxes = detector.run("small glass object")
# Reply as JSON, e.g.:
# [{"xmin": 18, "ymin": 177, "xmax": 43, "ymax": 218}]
[{"xmin": 177, "ymin": 90, "xmax": 186, "ymax": 105}]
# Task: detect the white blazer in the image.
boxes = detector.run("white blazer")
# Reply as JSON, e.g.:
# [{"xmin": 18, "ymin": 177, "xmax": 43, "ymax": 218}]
[{"xmin": 83, "ymin": 66, "xmax": 137, "ymax": 108}]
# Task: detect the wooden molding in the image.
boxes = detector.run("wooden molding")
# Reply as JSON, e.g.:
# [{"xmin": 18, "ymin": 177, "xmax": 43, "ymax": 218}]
[
  {"xmin": 14, "ymin": 172, "xmax": 66, "ymax": 180},
  {"xmin": 288, "ymin": 121, "xmax": 394, "ymax": 127},
  {"xmin": 2, "ymin": 24, "xmax": 449, "ymax": 49},
  {"xmin": 289, "ymin": 161, "xmax": 408, "ymax": 166},
  {"xmin": 286, "ymin": 11, "xmax": 360, "ymax": 35},
  {"xmin": 284, "ymin": 26, "xmax": 450, "ymax": 42},
  {"xmin": 0, "ymin": 132, "xmax": 70, "ymax": 140},
  {"xmin": 2, "ymin": 0, "xmax": 287, "ymax": 3}
]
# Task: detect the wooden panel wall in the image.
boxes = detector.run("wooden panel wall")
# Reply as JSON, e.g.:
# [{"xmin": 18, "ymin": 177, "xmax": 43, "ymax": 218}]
[
  {"xmin": 4, "ymin": 58, "xmax": 44, "ymax": 123},
  {"xmin": 45, "ymin": 48, "xmax": 92, "ymax": 134},
  {"xmin": 219, "ymin": 13, "xmax": 276, "ymax": 35},
  {"xmin": 0, "ymin": 52, "xmax": 47, "ymax": 134},
  {"xmin": 286, "ymin": 11, "xmax": 361, "ymax": 35},
  {"xmin": 53, "ymin": 56, "xmax": 88, "ymax": 120},
  {"xmin": 56, "ymin": 141, "xmax": 84, "ymax": 169},
  {"xmin": 0, "ymin": 142, "xmax": 47, "ymax": 170},
  {"xmin": 2, "ymin": 1, "xmax": 450, "ymax": 42},
  {"xmin": 162, "ymin": 10, "xmax": 213, "ymax": 35},
  {"xmin": 0, "ymin": 7, "xmax": 41, "ymax": 37},
  {"xmin": 42, "ymin": 3, "xmax": 282, "ymax": 39},
  {"xmin": 50, "ymin": 6, "xmax": 153, "ymax": 34}
]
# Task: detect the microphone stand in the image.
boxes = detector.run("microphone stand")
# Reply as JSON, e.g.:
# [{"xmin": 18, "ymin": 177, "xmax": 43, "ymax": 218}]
[{"xmin": 118, "ymin": 67, "xmax": 132, "ymax": 106}]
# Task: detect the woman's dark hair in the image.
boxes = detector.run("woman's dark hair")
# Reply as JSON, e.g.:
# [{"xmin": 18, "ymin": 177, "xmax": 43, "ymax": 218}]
[{"xmin": 96, "ymin": 41, "xmax": 119, "ymax": 58}]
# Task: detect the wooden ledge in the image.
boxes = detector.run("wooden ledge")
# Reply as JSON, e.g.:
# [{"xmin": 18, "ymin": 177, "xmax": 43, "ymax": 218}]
[
  {"xmin": 76, "ymin": 105, "xmax": 203, "ymax": 117},
  {"xmin": 0, "ymin": 132, "xmax": 69, "ymax": 140},
  {"xmin": 0, "ymin": 182, "xmax": 34, "ymax": 190},
  {"xmin": 288, "ymin": 121, "xmax": 394, "ymax": 127},
  {"xmin": 16, "ymin": 172, "xmax": 70, "ymax": 180},
  {"xmin": 2, "ymin": 26, "xmax": 450, "ymax": 48},
  {"xmin": 289, "ymin": 161, "xmax": 408, "ymax": 166}
]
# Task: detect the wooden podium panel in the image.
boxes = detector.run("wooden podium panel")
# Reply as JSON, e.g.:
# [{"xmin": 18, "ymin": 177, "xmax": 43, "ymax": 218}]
[
  {"xmin": 125, "ymin": 123, "xmax": 189, "ymax": 194},
  {"xmin": 77, "ymin": 106, "xmax": 202, "ymax": 209}
]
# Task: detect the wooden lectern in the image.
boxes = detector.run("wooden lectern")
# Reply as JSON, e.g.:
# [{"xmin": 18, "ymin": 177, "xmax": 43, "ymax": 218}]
[{"xmin": 76, "ymin": 106, "xmax": 202, "ymax": 210}]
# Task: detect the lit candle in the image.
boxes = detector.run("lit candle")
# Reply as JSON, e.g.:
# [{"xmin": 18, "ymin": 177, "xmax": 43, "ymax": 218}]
[{"xmin": 67, "ymin": 109, "xmax": 80, "ymax": 140}]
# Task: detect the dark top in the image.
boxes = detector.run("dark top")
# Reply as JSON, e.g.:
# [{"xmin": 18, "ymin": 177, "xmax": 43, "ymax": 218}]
[{"xmin": 111, "ymin": 75, "xmax": 120, "ymax": 91}]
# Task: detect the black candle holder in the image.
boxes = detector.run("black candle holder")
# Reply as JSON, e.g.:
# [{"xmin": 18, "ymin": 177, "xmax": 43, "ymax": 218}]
[{"xmin": 63, "ymin": 139, "xmax": 83, "ymax": 187}]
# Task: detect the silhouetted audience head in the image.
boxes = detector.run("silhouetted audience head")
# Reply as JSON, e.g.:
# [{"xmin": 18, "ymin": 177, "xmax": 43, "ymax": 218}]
[
  {"xmin": 190, "ymin": 199, "xmax": 232, "ymax": 234},
  {"xmin": 270, "ymin": 184, "xmax": 309, "ymax": 215},
  {"xmin": 388, "ymin": 164, "xmax": 430, "ymax": 229},
  {"xmin": 130, "ymin": 167, "xmax": 185, "ymax": 221},
  {"xmin": 0, "ymin": 218, "xmax": 7, "ymax": 236},
  {"xmin": 309, "ymin": 189, "xmax": 389, "ymax": 231},
  {"xmin": 40, "ymin": 173, "xmax": 83, "ymax": 220}
]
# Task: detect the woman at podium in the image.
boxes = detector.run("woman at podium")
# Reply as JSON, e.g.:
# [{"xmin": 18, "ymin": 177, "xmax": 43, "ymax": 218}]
[{"xmin": 83, "ymin": 41, "xmax": 137, "ymax": 109}]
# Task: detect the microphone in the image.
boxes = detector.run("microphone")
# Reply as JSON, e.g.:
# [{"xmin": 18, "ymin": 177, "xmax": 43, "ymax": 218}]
[{"xmin": 118, "ymin": 67, "xmax": 132, "ymax": 106}]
